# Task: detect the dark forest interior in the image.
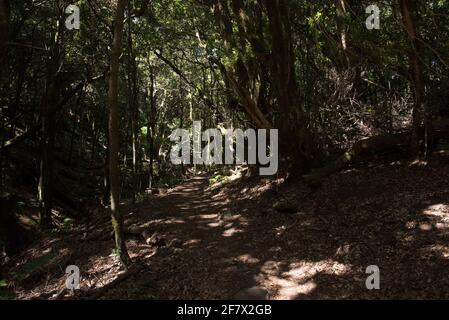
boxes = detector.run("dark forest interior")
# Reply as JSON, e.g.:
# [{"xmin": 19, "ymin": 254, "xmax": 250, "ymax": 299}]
[{"xmin": 0, "ymin": 0, "xmax": 449, "ymax": 300}]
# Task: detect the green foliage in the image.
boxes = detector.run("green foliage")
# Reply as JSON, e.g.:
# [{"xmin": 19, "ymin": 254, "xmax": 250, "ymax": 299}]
[
  {"xmin": 63, "ymin": 217, "xmax": 75, "ymax": 228},
  {"xmin": 209, "ymin": 174, "xmax": 230, "ymax": 186}
]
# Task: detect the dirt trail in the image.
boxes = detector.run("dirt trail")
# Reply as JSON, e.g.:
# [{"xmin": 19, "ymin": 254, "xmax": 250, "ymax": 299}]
[
  {"xmin": 120, "ymin": 175, "xmax": 274, "ymax": 299},
  {"xmin": 108, "ymin": 161, "xmax": 449, "ymax": 300},
  {"xmin": 7, "ymin": 160, "xmax": 449, "ymax": 300}
]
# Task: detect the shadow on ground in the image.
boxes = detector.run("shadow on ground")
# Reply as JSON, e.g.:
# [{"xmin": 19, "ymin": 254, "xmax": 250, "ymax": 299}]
[{"xmin": 5, "ymin": 159, "xmax": 449, "ymax": 300}]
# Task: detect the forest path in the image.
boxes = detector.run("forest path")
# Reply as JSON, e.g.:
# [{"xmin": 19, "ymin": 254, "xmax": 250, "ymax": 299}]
[
  {"xmin": 124, "ymin": 174, "xmax": 273, "ymax": 299},
  {"xmin": 9, "ymin": 161, "xmax": 449, "ymax": 300},
  {"xmin": 110, "ymin": 161, "xmax": 449, "ymax": 300}
]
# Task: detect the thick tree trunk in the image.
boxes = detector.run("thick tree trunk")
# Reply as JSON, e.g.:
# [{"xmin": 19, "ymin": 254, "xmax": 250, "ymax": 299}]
[
  {"xmin": 399, "ymin": 0, "xmax": 428, "ymax": 157},
  {"xmin": 209, "ymin": 0, "xmax": 316, "ymax": 167},
  {"xmin": 108, "ymin": 0, "xmax": 130, "ymax": 266},
  {"xmin": 263, "ymin": 0, "xmax": 316, "ymax": 166}
]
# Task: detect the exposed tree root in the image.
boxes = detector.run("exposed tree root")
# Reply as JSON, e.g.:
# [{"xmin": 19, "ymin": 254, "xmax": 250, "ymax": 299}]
[
  {"xmin": 84, "ymin": 263, "xmax": 143, "ymax": 300},
  {"xmin": 304, "ymin": 126, "xmax": 449, "ymax": 184},
  {"xmin": 303, "ymin": 132, "xmax": 411, "ymax": 184}
]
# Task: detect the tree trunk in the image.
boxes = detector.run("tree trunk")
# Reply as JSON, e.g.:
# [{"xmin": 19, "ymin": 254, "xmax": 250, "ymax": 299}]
[
  {"xmin": 127, "ymin": 15, "xmax": 140, "ymax": 201},
  {"xmin": 0, "ymin": 0, "xmax": 9, "ymax": 190},
  {"xmin": 263, "ymin": 0, "xmax": 316, "ymax": 166},
  {"xmin": 38, "ymin": 5, "xmax": 65, "ymax": 229},
  {"xmin": 148, "ymin": 70, "xmax": 156, "ymax": 189},
  {"xmin": 399, "ymin": 0, "xmax": 427, "ymax": 157},
  {"xmin": 102, "ymin": 134, "xmax": 111, "ymax": 207},
  {"xmin": 210, "ymin": 0, "xmax": 272, "ymax": 130},
  {"xmin": 108, "ymin": 0, "xmax": 130, "ymax": 266},
  {"xmin": 0, "ymin": 0, "xmax": 9, "ymax": 62}
]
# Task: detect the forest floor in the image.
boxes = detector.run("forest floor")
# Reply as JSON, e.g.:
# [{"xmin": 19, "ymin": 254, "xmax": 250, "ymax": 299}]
[{"xmin": 3, "ymin": 152, "xmax": 449, "ymax": 300}]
